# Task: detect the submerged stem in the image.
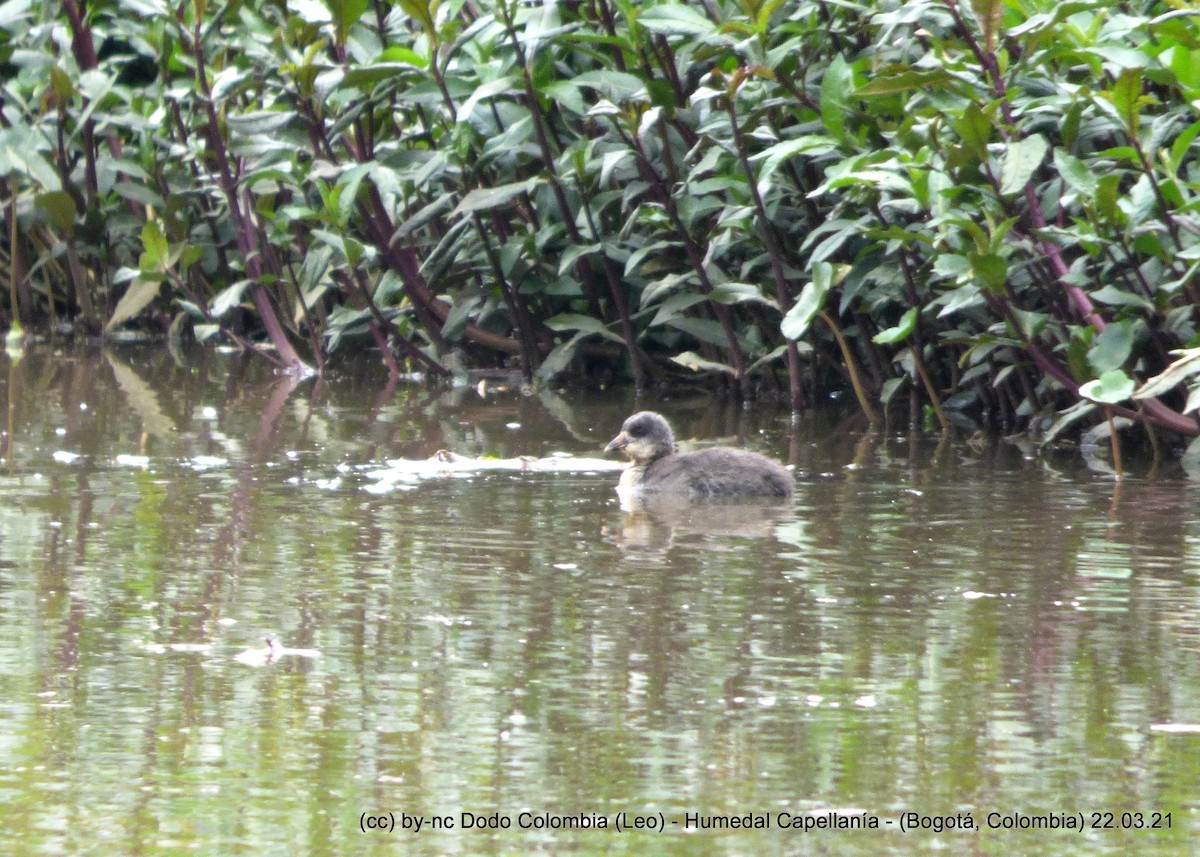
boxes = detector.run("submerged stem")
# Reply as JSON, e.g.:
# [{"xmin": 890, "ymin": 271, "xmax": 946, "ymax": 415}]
[{"xmin": 821, "ymin": 311, "xmax": 878, "ymax": 424}]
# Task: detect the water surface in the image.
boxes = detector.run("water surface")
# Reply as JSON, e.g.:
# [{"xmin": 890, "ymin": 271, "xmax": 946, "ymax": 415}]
[{"xmin": 0, "ymin": 346, "xmax": 1198, "ymax": 855}]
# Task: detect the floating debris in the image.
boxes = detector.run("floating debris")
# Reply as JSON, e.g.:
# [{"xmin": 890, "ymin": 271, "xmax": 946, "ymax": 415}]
[
  {"xmin": 361, "ymin": 450, "xmax": 623, "ymax": 494},
  {"xmin": 234, "ymin": 637, "xmax": 320, "ymax": 667},
  {"xmin": 115, "ymin": 454, "xmax": 151, "ymax": 469}
]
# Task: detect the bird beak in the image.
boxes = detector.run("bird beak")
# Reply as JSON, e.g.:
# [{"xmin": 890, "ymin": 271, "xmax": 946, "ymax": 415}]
[{"xmin": 605, "ymin": 432, "xmax": 628, "ymax": 453}]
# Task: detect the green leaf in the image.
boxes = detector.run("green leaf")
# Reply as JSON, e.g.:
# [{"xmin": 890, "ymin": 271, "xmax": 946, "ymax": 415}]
[
  {"xmin": 1067, "ymin": 328, "xmax": 1093, "ymax": 382},
  {"xmin": 441, "ymin": 296, "xmax": 481, "ymax": 342},
  {"xmin": 394, "ymin": 196, "xmax": 454, "ymax": 240},
  {"xmin": 623, "ymin": 240, "xmax": 679, "ymax": 279},
  {"xmin": 933, "ymin": 254, "xmax": 971, "ymax": 278},
  {"xmin": 1087, "ymin": 46, "xmax": 1151, "ymax": 72},
  {"xmin": 450, "ymin": 179, "xmax": 537, "ymax": 217},
  {"xmin": 881, "ymin": 376, "xmax": 906, "ymax": 405},
  {"xmin": 1170, "ymin": 120, "xmax": 1200, "ymax": 174},
  {"xmin": 868, "ymin": 224, "xmax": 932, "ymax": 246},
  {"xmin": 935, "ymin": 284, "xmax": 982, "ymax": 318},
  {"xmin": 1105, "ymin": 68, "xmax": 1144, "ymax": 133},
  {"xmin": 106, "ymin": 278, "xmax": 162, "ymax": 332},
  {"xmin": 811, "ymin": 164, "xmax": 912, "ymax": 196},
  {"xmin": 968, "ymin": 251, "xmax": 1007, "ymax": 292},
  {"xmin": 289, "ymin": 0, "xmax": 332, "ymax": 23},
  {"xmin": 536, "ymin": 332, "xmax": 587, "ymax": 381},
  {"xmin": 671, "ymin": 351, "xmax": 737, "ymax": 375},
  {"xmin": 1162, "ymin": 43, "xmax": 1200, "ymax": 90},
  {"xmin": 0, "ymin": 0, "xmax": 34, "ymax": 29},
  {"xmin": 987, "ymin": 216, "xmax": 1018, "ymax": 253},
  {"xmin": 1039, "ymin": 399, "xmax": 1096, "ymax": 447},
  {"xmin": 312, "ymin": 229, "xmax": 369, "ymax": 266},
  {"xmin": 139, "ymin": 221, "xmax": 170, "ymax": 274},
  {"xmin": 1007, "ymin": 2, "xmax": 1099, "ymax": 38},
  {"xmin": 781, "ymin": 262, "xmax": 832, "ymax": 340},
  {"xmin": 211, "ymin": 279, "xmax": 254, "ymax": 318},
  {"xmin": 225, "ymin": 111, "xmax": 294, "ymax": 135},
  {"xmin": 373, "ymin": 270, "xmax": 405, "ymax": 305},
  {"xmin": 338, "ymin": 62, "xmax": 424, "ymax": 90},
  {"xmin": 0, "ymin": 131, "xmax": 59, "ymax": 189},
  {"xmin": 944, "ymin": 216, "xmax": 988, "ymax": 253},
  {"xmin": 557, "ymin": 242, "xmax": 602, "ymax": 277},
  {"xmin": 748, "ymin": 343, "xmax": 803, "ymax": 374},
  {"xmin": 395, "ymin": 0, "xmax": 437, "ymax": 33},
  {"xmin": 1089, "ymin": 284, "xmax": 1153, "ymax": 313},
  {"xmin": 379, "ymin": 45, "xmax": 427, "ymax": 66},
  {"xmin": 1053, "ymin": 149, "xmax": 1097, "ymax": 198},
  {"xmin": 857, "ymin": 68, "xmax": 955, "ymax": 97},
  {"xmin": 568, "ymin": 70, "xmax": 647, "ymax": 101},
  {"xmin": 638, "ymin": 4, "xmax": 717, "ymax": 37},
  {"xmin": 49, "ymin": 64, "xmax": 74, "ymax": 103},
  {"xmin": 708, "ymin": 282, "xmax": 777, "ymax": 309},
  {"xmin": 544, "ymin": 82, "xmax": 590, "ymax": 116},
  {"xmin": 210, "ymin": 67, "xmax": 248, "ymax": 103},
  {"xmin": 968, "ymin": 0, "xmax": 1004, "ymax": 51},
  {"xmin": 457, "ymin": 77, "xmax": 516, "ymax": 122},
  {"xmin": 336, "ymin": 163, "xmax": 372, "ymax": 223},
  {"xmin": 417, "ymin": 218, "xmax": 469, "ymax": 283},
  {"xmin": 954, "ymin": 103, "xmax": 991, "ymax": 161},
  {"xmin": 753, "ymin": 136, "xmax": 837, "ymax": 192},
  {"xmin": 820, "ymin": 55, "xmax": 851, "ymax": 141},
  {"xmin": 34, "ymin": 191, "xmax": 76, "ymax": 234},
  {"xmin": 999, "ymin": 134, "xmax": 1048, "ymax": 197},
  {"xmin": 1061, "ymin": 101, "xmax": 1083, "ymax": 151},
  {"xmin": 666, "ymin": 316, "xmax": 730, "ymax": 347},
  {"xmin": 1134, "ymin": 348, "xmax": 1200, "ymax": 400},
  {"xmin": 322, "ymin": 0, "xmax": 369, "ymax": 42},
  {"xmin": 872, "ymin": 306, "xmax": 918, "ymax": 344},
  {"xmin": 544, "ymin": 313, "xmax": 625, "ymax": 344},
  {"xmin": 113, "ymin": 181, "xmax": 165, "ymax": 208},
  {"xmin": 1009, "ymin": 309, "xmax": 1047, "ymax": 339},
  {"xmin": 193, "ymin": 323, "xmax": 221, "ymax": 343},
  {"xmin": 1079, "ymin": 370, "xmax": 1135, "ymax": 404},
  {"xmin": 1095, "ymin": 173, "xmax": 1122, "ymax": 222},
  {"xmin": 650, "ymin": 292, "xmax": 705, "ymax": 327},
  {"xmin": 1087, "ymin": 320, "xmax": 1135, "ymax": 374}
]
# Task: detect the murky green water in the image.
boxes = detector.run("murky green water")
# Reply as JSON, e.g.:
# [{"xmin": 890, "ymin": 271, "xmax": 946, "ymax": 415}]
[{"xmin": 1, "ymin": 346, "xmax": 1199, "ymax": 855}]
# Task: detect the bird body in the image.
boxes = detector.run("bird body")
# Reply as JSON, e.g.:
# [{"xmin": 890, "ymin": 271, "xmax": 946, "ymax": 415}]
[{"xmin": 605, "ymin": 411, "xmax": 793, "ymax": 499}]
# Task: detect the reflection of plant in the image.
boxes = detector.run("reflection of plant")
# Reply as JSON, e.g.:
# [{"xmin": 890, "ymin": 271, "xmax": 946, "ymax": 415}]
[
  {"xmin": 3, "ymin": 0, "xmax": 1200, "ymax": 437},
  {"xmin": 5, "ymin": 197, "xmax": 20, "ymax": 352}
]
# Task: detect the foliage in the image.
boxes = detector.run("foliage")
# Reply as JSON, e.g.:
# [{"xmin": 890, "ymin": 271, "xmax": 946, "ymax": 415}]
[{"xmin": 3, "ymin": 0, "xmax": 1200, "ymax": 437}]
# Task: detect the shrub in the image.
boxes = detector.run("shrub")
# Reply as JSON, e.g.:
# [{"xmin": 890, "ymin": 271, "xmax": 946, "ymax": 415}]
[{"xmin": 2, "ymin": 0, "xmax": 1198, "ymax": 439}]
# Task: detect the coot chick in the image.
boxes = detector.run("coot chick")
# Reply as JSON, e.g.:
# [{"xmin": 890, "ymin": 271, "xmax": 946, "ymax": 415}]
[{"xmin": 605, "ymin": 411, "xmax": 793, "ymax": 499}]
